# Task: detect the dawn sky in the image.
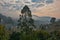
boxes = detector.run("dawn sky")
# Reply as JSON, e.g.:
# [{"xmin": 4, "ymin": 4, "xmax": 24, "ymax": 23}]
[{"xmin": 0, "ymin": 0, "xmax": 60, "ymax": 19}]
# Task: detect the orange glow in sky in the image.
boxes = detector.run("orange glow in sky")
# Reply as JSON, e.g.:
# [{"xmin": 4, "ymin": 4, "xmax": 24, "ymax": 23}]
[{"xmin": 32, "ymin": 0, "xmax": 60, "ymax": 18}]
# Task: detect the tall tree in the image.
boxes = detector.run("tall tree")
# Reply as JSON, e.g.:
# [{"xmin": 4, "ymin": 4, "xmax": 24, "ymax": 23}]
[{"xmin": 18, "ymin": 5, "xmax": 35, "ymax": 34}]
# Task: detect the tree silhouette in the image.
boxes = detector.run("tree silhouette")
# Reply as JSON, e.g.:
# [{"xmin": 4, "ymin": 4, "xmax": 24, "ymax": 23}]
[
  {"xmin": 50, "ymin": 17, "xmax": 56, "ymax": 23},
  {"xmin": 18, "ymin": 5, "xmax": 35, "ymax": 34}
]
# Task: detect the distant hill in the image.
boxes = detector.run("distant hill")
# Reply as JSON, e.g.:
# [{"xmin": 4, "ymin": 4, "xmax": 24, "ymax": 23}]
[
  {"xmin": 0, "ymin": 14, "xmax": 13, "ymax": 24},
  {"xmin": 13, "ymin": 15, "xmax": 52, "ymax": 26},
  {"xmin": 0, "ymin": 14, "xmax": 58, "ymax": 26},
  {"xmin": 32, "ymin": 15, "xmax": 51, "ymax": 25},
  {"xmin": 0, "ymin": 14, "xmax": 17, "ymax": 30}
]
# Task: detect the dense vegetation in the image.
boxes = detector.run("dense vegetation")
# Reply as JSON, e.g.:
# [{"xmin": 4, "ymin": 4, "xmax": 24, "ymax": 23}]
[{"xmin": 0, "ymin": 5, "xmax": 60, "ymax": 40}]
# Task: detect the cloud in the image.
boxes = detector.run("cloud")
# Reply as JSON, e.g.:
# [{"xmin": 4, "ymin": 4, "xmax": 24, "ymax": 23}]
[
  {"xmin": 32, "ymin": 0, "xmax": 60, "ymax": 18},
  {"xmin": 0, "ymin": 0, "xmax": 54, "ymax": 11},
  {"xmin": 46, "ymin": 0, "xmax": 53, "ymax": 4},
  {"xmin": 32, "ymin": 0, "xmax": 45, "ymax": 3},
  {"xmin": 0, "ymin": 0, "xmax": 59, "ymax": 19}
]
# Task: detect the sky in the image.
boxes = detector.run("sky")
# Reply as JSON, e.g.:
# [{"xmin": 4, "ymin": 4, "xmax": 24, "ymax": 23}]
[{"xmin": 0, "ymin": 0, "xmax": 60, "ymax": 19}]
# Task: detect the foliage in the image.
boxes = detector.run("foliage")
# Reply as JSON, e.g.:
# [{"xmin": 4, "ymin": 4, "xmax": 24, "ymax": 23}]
[
  {"xmin": 50, "ymin": 17, "xmax": 56, "ymax": 23},
  {"xmin": 0, "ymin": 25, "xmax": 10, "ymax": 40},
  {"xmin": 34, "ymin": 30, "xmax": 50, "ymax": 40},
  {"xmin": 18, "ymin": 5, "xmax": 35, "ymax": 34},
  {"xmin": 0, "ymin": 24, "xmax": 60, "ymax": 40},
  {"xmin": 49, "ymin": 31, "xmax": 60, "ymax": 40},
  {"xmin": 0, "ymin": 5, "xmax": 60, "ymax": 40},
  {"xmin": 9, "ymin": 32, "xmax": 21, "ymax": 40}
]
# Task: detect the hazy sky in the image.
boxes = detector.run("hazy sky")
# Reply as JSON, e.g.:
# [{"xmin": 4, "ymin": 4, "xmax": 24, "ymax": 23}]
[{"xmin": 0, "ymin": 0, "xmax": 60, "ymax": 19}]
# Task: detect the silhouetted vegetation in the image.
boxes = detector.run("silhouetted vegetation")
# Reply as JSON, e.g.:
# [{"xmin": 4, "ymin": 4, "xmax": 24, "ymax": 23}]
[
  {"xmin": 9, "ymin": 32, "xmax": 21, "ymax": 40},
  {"xmin": 50, "ymin": 17, "xmax": 56, "ymax": 24},
  {"xmin": 18, "ymin": 5, "xmax": 35, "ymax": 34},
  {"xmin": 0, "ymin": 5, "xmax": 60, "ymax": 40}
]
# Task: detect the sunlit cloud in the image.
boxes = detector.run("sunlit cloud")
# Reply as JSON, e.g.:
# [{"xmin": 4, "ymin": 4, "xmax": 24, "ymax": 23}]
[{"xmin": 0, "ymin": 0, "xmax": 60, "ymax": 19}]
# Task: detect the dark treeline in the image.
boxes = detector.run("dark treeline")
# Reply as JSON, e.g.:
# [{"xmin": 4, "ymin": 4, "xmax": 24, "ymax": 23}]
[{"xmin": 0, "ymin": 5, "xmax": 60, "ymax": 40}]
